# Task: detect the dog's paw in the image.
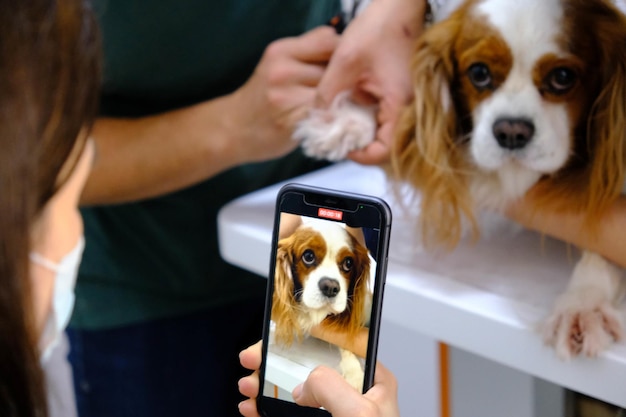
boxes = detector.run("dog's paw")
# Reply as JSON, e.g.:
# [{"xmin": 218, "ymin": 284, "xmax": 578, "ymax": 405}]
[
  {"xmin": 339, "ymin": 348, "xmax": 364, "ymax": 392},
  {"xmin": 293, "ymin": 92, "xmax": 376, "ymax": 161},
  {"xmin": 542, "ymin": 287, "xmax": 624, "ymax": 360}
]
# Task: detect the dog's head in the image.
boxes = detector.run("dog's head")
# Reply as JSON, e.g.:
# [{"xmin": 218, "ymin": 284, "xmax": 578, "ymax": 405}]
[
  {"xmin": 393, "ymin": 0, "xmax": 626, "ymax": 248},
  {"xmin": 272, "ymin": 221, "xmax": 371, "ymax": 346}
]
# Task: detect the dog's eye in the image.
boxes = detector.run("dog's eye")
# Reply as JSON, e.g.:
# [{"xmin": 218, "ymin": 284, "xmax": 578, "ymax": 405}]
[
  {"xmin": 302, "ymin": 249, "xmax": 316, "ymax": 266},
  {"xmin": 341, "ymin": 257, "xmax": 354, "ymax": 273},
  {"xmin": 467, "ymin": 63, "xmax": 492, "ymax": 90},
  {"xmin": 545, "ymin": 67, "xmax": 577, "ymax": 94}
]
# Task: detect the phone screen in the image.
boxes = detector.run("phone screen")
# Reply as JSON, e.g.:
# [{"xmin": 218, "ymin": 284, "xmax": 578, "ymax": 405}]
[{"xmin": 258, "ymin": 184, "xmax": 391, "ymax": 417}]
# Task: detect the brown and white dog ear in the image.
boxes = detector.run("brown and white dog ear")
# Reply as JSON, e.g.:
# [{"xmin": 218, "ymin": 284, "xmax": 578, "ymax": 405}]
[
  {"xmin": 583, "ymin": 2, "xmax": 626, "ymax": 218},
  {"xmin": 326, "ymin": 233, "xmax": 372, "ymax": 338},
  {"xmin": 271, "ymin": 239, "xmax": 300, "ymax": 346},
  {"xmin": 533, "ymin": 2, "xmax": 626, "ymax": 225},
  {"xmin": 349, "ymin": 237, "xmax": 371, "ymax": 333},
  {"xmin": 392, "ymin": 11, "xmax": 476, "ymax": 250}
]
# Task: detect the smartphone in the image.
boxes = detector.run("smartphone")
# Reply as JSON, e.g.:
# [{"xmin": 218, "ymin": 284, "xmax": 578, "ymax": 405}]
[{"xmin": 257, "ymin": 183, "xmax": 392, "ymax": 417}]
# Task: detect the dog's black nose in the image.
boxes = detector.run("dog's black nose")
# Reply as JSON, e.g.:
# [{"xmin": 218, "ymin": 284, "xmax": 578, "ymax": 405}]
[
  {"xmin": 492, "ymin": 118, "xmax": 534, "ymax": 150},
  {"xmin": 319, "ymin": 278, "xmax": 340, "ymax": 298}
]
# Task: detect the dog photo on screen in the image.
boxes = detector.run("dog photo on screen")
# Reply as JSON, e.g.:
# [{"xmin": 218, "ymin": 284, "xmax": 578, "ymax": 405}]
[{"xmin": 268, "ymin": 213, "xmax": 374, "ymax": 393}]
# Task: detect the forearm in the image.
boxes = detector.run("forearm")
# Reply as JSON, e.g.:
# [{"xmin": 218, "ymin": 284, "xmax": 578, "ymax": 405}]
[
  {"xmin": 81, "ymin": 26, "xmax": 339, "ymax": 206},
  {"xmin": 310, "ymin": 324, "xmax": 369, "ymax": 358},
  {"xmin": 81, "ymin": 95, "xmax": 248, "ymax": 205},
  {"xmin": 508, "ymin": 196, "xmax": 626, "ymax": 268}
]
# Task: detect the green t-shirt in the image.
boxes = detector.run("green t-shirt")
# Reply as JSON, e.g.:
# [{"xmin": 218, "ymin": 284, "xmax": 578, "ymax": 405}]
[{"xmin": 71, "ymin": 0, "xmax": 340, "ymax": 329}]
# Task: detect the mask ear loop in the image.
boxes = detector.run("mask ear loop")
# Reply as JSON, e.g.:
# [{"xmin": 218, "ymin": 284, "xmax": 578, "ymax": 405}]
[{"xmin": 29, "ymin": 253, "xmax": 59, "ymax": 273}]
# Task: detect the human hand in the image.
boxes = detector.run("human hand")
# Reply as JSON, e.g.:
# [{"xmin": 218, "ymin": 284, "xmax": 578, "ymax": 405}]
[
  {"xmin": 316, "ymin": 0, "xmax": 427, "ymax": 165},
  {"xmin": 228, "ymin": 26, "xmax": 340, "ymax": 165},
  {"xmin": 238, "ymin": 341, "xmax": 262, "ymax": 417},
  {"xmin": 292, "ymin": 363, "xmax": 400, "ymax": 417},
  {"xmin": 237, "ymin": 341, "xmax": 401, "ymax": 417}
]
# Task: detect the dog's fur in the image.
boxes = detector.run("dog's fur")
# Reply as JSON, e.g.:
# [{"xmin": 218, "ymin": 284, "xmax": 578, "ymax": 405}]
[
  {"xmin": 272, "ymin": 220, "xmax": 371, "ymax": 388},
  {"xmin": 296, "ymin": 0, "xmax": 626, "ymax": 359}
]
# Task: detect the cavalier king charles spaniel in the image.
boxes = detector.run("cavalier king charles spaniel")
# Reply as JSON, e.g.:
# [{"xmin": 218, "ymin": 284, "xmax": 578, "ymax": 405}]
[
  {"xmin": 296, "ymin": 0, "xmax": 626, "ymax": 360},
  {"xmin": 272, "ymin": 220, "xmax": 372, "ymax": 389}
]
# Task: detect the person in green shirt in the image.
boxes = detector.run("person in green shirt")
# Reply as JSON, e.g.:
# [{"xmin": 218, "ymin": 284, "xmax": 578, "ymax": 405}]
[{"xmin": 66, "ymin": 2, "xmax": 341, "ymax": 417}]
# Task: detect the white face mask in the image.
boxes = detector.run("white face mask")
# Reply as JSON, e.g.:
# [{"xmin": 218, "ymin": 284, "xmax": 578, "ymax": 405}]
[{"xmin": 29, "ymin": 236, "xmax": 85, "ymax": 362}]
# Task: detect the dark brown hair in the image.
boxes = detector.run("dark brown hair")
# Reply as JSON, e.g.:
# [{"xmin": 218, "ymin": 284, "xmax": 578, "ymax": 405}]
[{"xmin": 0, "ymin": 0, "xmax": 100, "ymax": 416}]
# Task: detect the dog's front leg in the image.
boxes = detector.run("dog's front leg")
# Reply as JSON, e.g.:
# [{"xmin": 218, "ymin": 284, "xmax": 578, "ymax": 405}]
[
  {"xmin": 542, "ymin": 251, "xmax": 625, "ymax": 360},
  {"xmin": 339, "ymin": 348, "xmax": 365, "ymax": 392}
]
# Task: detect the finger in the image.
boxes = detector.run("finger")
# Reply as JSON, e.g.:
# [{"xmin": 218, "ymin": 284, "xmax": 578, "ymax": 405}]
[
  {"xmin": 278, "ymin": 26, "xmax": 340, "ymax": 64},
  {"xmin": 269, "ymin": 85, "xmax": 317, "ymax": 127},
  {"xmin": 270, "ymin": 60, "xmax": 327, "ymax": 88},
  {"xmin": 294, "ymin": 63, "xmax": 327, "ymax": 87},
  {"xmin": 239, "ymin": 340, "xmax": 262, "ymax": 370},
  {"xmin": 293, "ymin": 366, "xmax": 367, "ymax": 415},
  {"xmin": 315, "ymin": 51, "xmax": 363, "ymax": 108},
  {"xmin": 370, "ymin": 362, "xmax": 397, "ymax": 393},
  {"xmin": 346, "ymin": 91, "xmax": 407, "ymax": 165},
  {"xmin": 238, "ymin": 372, "xmax": 260, "ymax": 398},
  {"xmin": 361, "ymin": 363, "xmax": 400, "ymax": 415},
  {"xmin": 238, "ymin": 398, "xmax": 261, "ymax": 417},
  {"xmin": 347, "ymin": 136, "xmax": 391, "ymax": 165}
]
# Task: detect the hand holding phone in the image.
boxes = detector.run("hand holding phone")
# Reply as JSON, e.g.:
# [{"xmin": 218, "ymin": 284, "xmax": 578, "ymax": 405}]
[
  {"xmin": 238, "ymin": 341, "xmax": 401, "ymax": 417},
  {"xmin": 257, "ymin": 184, "xmax": 392, "ymax": 417}
]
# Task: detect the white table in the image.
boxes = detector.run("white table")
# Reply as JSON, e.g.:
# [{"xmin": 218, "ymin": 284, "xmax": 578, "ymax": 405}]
[{"xmin": 218, "ymin": 161, "xmax": 626, "ymax": 410}]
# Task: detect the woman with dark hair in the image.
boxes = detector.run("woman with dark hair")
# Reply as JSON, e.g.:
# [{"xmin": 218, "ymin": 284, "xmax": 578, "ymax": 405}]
[{"xmin": 0, "ymin": 0, "xmax": 100, "ymax": 416}]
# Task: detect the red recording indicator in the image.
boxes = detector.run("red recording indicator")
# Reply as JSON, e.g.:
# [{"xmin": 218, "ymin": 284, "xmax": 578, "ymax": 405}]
[{"xmin": 318, "ymin": 207, "xmax": 343, "ymax": 221}]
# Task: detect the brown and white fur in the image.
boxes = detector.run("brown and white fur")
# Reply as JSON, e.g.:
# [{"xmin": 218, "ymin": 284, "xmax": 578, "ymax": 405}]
[
  {"xmin": 272, "ymin": 221, "xmax": 372, "ymax": 389},
  {"xmin": 296, "ymin": 0, "xmax": 626, "ymax": 360}
]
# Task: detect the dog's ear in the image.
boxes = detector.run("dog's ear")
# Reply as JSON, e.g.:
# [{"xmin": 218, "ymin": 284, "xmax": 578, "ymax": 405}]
[
  {"xmin": 271, "ymin": 238, "xmax": 301, "ymax": 346},
  {"xmin": 584, "ymin": 3, "xmax": 626, "ymax": 219},
  {"xmin": 392, "ymin": 11, "xmax": 476, "ymax": 250},
  {"xmin": 530, "ymin": 1, "xmax": 626, "ymax": 225},
  {"xmin": 325, "ymin": 233, "xmax": 371, "ymax": 338},
  {"xmin": 349, "ymin": 238, "xmax": 371, "ymax": 334}
]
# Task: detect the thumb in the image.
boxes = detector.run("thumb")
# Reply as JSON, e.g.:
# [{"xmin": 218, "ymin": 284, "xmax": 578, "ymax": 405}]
[
  {"xmin": 315, "ymin": 50, "xmax": 363, "ymax": 108},
  {"xmin": 293, "ymin": 366, "xmax": 363, "ymax": 415}
]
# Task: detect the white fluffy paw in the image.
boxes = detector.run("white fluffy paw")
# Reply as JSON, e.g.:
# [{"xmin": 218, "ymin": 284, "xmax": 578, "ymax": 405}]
[
  {"xmin": 293, "ymin": 92, "xmax": 376, "ymax": 161},
  {"xmin": 339, "ymin": 348, "xmax": 365, "ymax": 392},
  {"xmin": 542, "ymin": 287, "xmax": 624, "ymax": 360}
]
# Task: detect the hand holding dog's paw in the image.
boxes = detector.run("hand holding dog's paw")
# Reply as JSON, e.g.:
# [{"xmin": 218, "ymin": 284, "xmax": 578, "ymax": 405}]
[
  {"xmin": 293, "ymin": 92, "xmax": 376, "ymax": 161},
  {"xmin": 542, "ymin": 287, "xmax": 625, "ymax": 360}
]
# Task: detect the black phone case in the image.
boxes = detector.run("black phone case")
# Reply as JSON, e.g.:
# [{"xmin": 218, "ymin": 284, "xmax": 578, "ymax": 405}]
[{"xmin": 257, "ymin": 183, "xmax": 392, "ymax": 417}]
